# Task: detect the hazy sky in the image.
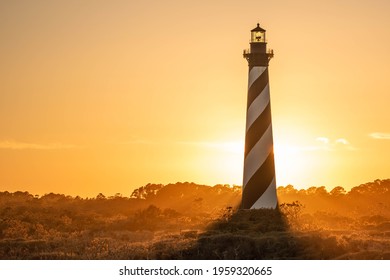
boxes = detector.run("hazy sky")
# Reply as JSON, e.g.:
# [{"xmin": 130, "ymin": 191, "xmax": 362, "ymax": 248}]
[{"xmin": 1, "ymin": 0, "xmax": 390, "ymax": 197}]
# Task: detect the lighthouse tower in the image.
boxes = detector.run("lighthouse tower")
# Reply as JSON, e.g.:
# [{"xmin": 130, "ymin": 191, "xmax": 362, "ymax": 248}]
[{"xmin": 242, "ymin": 24, "xmax": 277, "ymax": 209}]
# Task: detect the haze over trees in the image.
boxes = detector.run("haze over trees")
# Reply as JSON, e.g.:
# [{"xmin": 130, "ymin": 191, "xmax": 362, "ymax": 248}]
[{"xmin": 1, "ymin": 179, "xmax": 390, "ymax": 259}]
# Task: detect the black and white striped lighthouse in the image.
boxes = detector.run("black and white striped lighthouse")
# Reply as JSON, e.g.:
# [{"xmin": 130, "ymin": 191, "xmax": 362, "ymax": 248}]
[{"xmin": 242, "ymin": 23, "xmax": 277, "ymax": 209}]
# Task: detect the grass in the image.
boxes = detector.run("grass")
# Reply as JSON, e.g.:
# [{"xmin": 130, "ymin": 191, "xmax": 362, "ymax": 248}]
[{"xmin": 1, "ymin": 180, "xmax": 390, "ymax": 259}]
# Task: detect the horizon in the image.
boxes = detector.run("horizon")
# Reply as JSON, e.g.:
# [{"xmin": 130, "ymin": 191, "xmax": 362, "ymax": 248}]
[
  {"xmin": 1, "ymin": 0, "xmax": 390, "ymax": 197},
  {"xmin": 2, "ymin": 178, "xmax": 389, "ymax": 199}
]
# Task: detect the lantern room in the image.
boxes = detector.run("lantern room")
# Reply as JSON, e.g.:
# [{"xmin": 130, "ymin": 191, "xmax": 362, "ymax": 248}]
[{"xmin": 251, "ymin": 23, "xmax": 266, "ymax": 43}]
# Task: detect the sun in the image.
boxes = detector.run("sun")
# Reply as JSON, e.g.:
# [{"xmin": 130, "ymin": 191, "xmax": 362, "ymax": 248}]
[{"xmin": 273, "ymin": 142, "xmax": 312, "ymax": 188}]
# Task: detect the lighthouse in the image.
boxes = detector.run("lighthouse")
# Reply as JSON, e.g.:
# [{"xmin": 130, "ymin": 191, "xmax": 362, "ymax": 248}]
[{"xmin": 242, "ymin": 23, "xmax": 277, "ymax": 209}]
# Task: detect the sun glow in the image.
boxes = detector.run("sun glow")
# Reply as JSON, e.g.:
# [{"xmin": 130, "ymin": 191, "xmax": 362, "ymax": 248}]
[
  {"xmin": 274, "ymin": 143, "xmax": 300, "ymax": 186},
  {"xmin": 193, "ymin": 139, "xmax": 245, "ymax": 186},
  {"xmin": 216, "ymin": 140, "xmax": 245, "ymax": 155},
  {"xmin": 1, "ymin": 1, "xmax": 390, "ymax": 197}
]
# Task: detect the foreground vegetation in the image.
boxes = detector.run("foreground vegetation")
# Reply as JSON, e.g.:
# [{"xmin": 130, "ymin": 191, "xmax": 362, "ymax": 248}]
[{"xmin": 1, "ymin": 180, "xmax": 390, "ymax": 259}]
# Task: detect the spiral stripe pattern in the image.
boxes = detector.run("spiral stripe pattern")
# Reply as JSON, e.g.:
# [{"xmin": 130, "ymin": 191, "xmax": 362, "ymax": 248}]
[{"xmin": 242, "ymin": 66, "xmax": 277, "ymax": 209}]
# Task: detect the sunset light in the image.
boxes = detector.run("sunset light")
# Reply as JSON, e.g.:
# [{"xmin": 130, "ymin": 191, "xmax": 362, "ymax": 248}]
[
  {"xmin": 1, "ymin": 0, "xmax": 390, "ymax": 198},
  {"xmin": 2, "ymin": 0, "xmax": 390, "ymax": 266}
]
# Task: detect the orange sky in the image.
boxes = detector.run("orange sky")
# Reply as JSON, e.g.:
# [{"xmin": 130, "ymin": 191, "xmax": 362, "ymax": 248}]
[{"xmin": 1, "ymin": 0, "xmax": 390, "ymax": 197}]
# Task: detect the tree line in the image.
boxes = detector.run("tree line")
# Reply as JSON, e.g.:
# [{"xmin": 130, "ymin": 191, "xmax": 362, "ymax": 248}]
[{"xmin": 1, "ymin": 179, "xmax": 390, "ymax": 259}]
